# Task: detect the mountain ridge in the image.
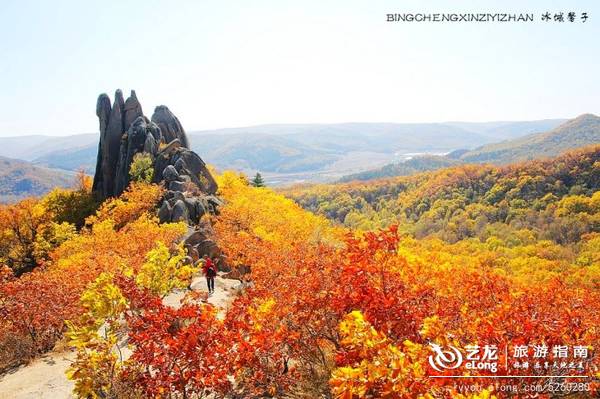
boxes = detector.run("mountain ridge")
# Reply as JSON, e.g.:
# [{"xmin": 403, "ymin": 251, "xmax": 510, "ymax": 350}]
[
  {"xmin": 0, "ymin": 119, "xmax": 567, "ymax": 183},
  {"xmin": 458, "ymin": 113, "xmax": 600, "ymax": 164},
  {"xmin": 0, "ymin": 156, "xmax": 75, "ymax": 203},
  {"xmin": 339, "ymin": 114, "xmax": 600, "ymax": 182}
]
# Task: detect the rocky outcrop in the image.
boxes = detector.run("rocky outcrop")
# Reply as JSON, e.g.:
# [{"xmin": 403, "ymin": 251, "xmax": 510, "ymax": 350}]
[
  {"xmin": 153, "ymin": 141, "xmax": 218, "ymax": 195},
  {"xmin": 182, "ymin": 226, "xmax": 230, "ymax": 272},
  {"xmin": 93, "ymin": 90, "xmax": 148, "ymax": 198},
  {"xmin": 92, "ymin": 89, "xmax": 220, "ymax": 227},
  {"xmin": 113, "ymin": 116, "xmax": 162, "ymax": 195},
  {"xmin": 123, "ymin": 91, "xmax": 144, "ymax": 128},
  {"xmin": 151, "ymin": 105, "xmax": 190, "ymax": 149}
]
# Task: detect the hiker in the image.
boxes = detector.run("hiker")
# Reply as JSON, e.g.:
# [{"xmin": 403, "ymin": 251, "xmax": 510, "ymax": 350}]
[{"xmin": 202, "ymin": 254, "xmax": 217, "ymax": 294}]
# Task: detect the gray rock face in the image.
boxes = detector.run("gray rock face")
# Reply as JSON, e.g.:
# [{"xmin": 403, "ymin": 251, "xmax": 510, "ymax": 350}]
[
  {"xmin": 181, "ymin": 226, "xmax": 229, "ymax": 270},
  {"xmin": 143, "ymin": 134, "xmax": 157, "ymax": 154},
  {"xmin": 168, "ymin": 180, "xmax": 186, "ymax": 192},
  {"xmin": 114, "ymin": 116, "xmax": 161, "ymax": 195},
  {"xmin": 92, "ymin": 91, "xmax": 122, "ymax": 198},
  {"xmin": 158, "ymin": 201, "xmax": 172, "ymax": 223},
  {"xmin": 93, "ymin": 90, "xmax": 155, "ymax": 199},
  {"xmin": 184, "ymin": 197, "xmax": 207, "ymax": 223},
  {"xmin": 92, "ymin": 94, "xmax": 112, "ymax": 195},
  {"xmin": 151, "ymin": 105, "xmax": 190, "ymax": 149},
  {"xmin": 102, "ymin": 90, "xmax": 126, "ymax": 197},
  {"xmin": 123, "ymin": 90, "xmax": 143, "ymax": 128},
  {"xmin": 153, "ymin": 147, "xmax": 218, "ymax": 195},
  {"xmin": 92, "ymin": 89, "xmax": 220, "ymax": 226},
  {"xmin": 171, "ymin": 200, "xmax": 189, "ymax": 222}
]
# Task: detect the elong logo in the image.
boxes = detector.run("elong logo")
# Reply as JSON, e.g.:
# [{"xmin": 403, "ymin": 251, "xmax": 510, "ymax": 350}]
[{"xmin": 428, "ymin": 343, "xmax": 463, "ymax": 371}]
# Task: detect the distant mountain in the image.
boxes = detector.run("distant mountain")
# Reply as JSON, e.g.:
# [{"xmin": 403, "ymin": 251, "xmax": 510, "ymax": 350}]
[
  {"xmin": 0, "ymin": 134, "xmax": 97, "ymax": 161},
  {"xmin": 188, "ymin": 133, "xmax": 339, "ymax": 173},
  {"xmin": 339, "ymin": 155, "xmax": 461, "ymax": 182},
  {"xmin": 190, "ymin": 122, "xmax": 492, "ymax": 152},
  {"xmin": 187, "ymin": 121, "xmax": 566, "ymax": 174},
  {"xmin": 337, "ymin": 115, "xmax": 599, "ymax": 182},
  {"xmin": 446, "ymin": 119, "xmax": 566, "ymax": 140},
  {"xmin": 32, "ymin": 145, "xmax": 98, "ymax": 174},
  {"xmin": 0, "ymin": 157, "xmax": 75, "ymax": 203},
  {"xmin": 186, "ymin": 123, "xmax": 492, "ymax": 174},
  {"xmin": 458, "ymin": 114, "xmax": 600, "ymax": 164},
  {"xmin": 0, "ymin": 118, "xmax": 571, "ymax": 185}
]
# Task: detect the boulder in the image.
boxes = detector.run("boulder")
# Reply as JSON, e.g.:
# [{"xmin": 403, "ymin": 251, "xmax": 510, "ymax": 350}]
[
  {"xmin": 204, "ymin": 195, "xmax": 223, "ymax": 214},
  {"xmin": 158, "ymin": 201, "xmax": 172, "ymax": 223},
  {"xmin": 152, "ymin": 140, "xmax": 181, "ymax": 182},
  {"xmin": 183, "ymin": 230, "xmax": 207, "ymax": 247},
  {"xmin": 184, "ymin": 198, "xmax": 199, "ymax": 223},
  {"xmin": 205, "ymin": 195, "xmax": 224, "ymax": 207},
  {"xmin": 151, "ymin": 105, "xmax": 190, "ymax": 148},
  {"xmin": 171, "ymin": 200, "xmax": 189, "ymax": 222},
  {"xmin": 183, "ymin": 197, "xmax": 207, "ymax": 224},
  {"xmin": 217, "ymin": 255, "xmax": 231, "ymax": 272},
  {"xmin": 163, "ymin": 165, "xmax": 179, "ymax": 182},
  {"xmin": 174, "ymin": 158, "xmax": 186, "ymax": 173},
  {"xmin": 165, "ymin": 190, "xmax": 185, "ymax": 204},
  {"xmin": 171, "ymin": 150, "xmax": 218, "ymax": 194},
  {"xmin": 195, "ymin": 239, "xmax": 220, "ymax": 259}
]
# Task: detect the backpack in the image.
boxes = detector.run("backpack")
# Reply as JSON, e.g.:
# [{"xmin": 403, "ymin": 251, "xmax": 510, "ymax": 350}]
[{"xmin": 205, "ymin": 259, "xmax": 217, "ymax": 277}]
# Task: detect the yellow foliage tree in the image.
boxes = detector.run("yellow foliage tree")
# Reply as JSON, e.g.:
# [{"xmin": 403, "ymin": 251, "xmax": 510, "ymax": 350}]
[
  {"xmin": 330, "ymin": 311, "xmax": 427, "ymax": 399},
  {"xmin": 66, "ymin": 273, "xmax": 129, "ymax": 398},
  {"xmin": 136, "ymin": 242, "xmax": 197, "ymax": 297}
]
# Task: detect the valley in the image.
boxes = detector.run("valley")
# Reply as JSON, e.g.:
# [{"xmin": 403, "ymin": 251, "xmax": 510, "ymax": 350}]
[{"xmin": 0, "ymin": 118, "xmax": 571, "ymax": 201}]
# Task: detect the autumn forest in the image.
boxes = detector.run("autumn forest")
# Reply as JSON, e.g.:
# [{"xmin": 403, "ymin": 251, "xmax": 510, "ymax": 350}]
[{"xmin": 0, "ymin": 138, "xmax": 599, "ymax": 398}]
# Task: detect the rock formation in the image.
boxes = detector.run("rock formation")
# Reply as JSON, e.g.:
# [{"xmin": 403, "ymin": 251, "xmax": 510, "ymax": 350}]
[
  {"xmin": 151, "ymin": 105, "xmax": 190, "ymax": 148},
  {"xmin": 92, "ymin": 89, "xmax": 219, "ymax": 226}
]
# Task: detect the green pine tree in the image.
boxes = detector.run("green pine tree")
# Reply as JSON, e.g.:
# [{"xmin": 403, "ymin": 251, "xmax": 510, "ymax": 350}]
[{"xmin": 251, "ymin": 172, "xmax": 265, "ymax": 187}]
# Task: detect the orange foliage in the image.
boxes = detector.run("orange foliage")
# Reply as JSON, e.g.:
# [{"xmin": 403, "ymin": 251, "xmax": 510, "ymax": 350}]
[
  {"xmin": 210, "ymin": 174, "xmax": 600, "ymax": 397},
  {"xmin": 0, "ymin": 183, "xmax": 184, "ymax": 371},
  {"xmin": 2, "ymin": 162, "xmax": 600, "ymax": 399}
]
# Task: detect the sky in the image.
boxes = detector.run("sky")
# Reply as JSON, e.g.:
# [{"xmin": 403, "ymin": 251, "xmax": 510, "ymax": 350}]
[{"xmin": 0, "ymin": 0, "xmax": 599, "ymax": 136}]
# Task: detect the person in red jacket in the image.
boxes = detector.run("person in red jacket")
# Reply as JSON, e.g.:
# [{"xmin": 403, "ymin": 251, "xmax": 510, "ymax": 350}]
[{"xmin": 202, "ymin": 255, "xmax": 217, "ymax": 294}]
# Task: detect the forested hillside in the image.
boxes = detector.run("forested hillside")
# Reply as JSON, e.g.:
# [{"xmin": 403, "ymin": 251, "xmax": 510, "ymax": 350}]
[
  {"xmin": 337, "ymin": 114, "xmax": 600, "ymax": 183},
  {"xmin": 286, "ymin": 145, "xmax": 600, "ymax": 244},
  {"xmin": 0, "ymin": 156, "xmax": 74, "ymax": 203},
  {"xmin": 339, "ymin": 155, "xmax": 461, "ymax": 182},
  {"xmin": 456, "ymin": 113, "xmax": 600, "ymax": 164},
  {"xmin": 2, "ymin": 147, "xmax": 600, "ymax": 397}
]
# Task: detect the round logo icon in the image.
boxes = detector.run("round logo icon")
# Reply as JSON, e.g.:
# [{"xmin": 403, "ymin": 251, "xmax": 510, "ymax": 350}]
[{"xmin": 428, "ymin": 343, "xmax": 463, "ymax": 371}]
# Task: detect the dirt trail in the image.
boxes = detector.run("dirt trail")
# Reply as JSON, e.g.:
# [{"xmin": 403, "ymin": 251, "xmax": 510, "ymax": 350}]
[{"xmin": 0, "ymin": 275, "xmax": 238, "ymax": 399}]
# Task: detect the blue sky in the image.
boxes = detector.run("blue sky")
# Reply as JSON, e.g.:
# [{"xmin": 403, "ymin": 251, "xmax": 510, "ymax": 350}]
[{"xmin": 0, "ymin": 0, "xmax": 599, "ymax": 136}]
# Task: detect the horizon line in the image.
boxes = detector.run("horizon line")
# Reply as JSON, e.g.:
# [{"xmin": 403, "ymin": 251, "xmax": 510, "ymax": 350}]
[{"xmin": 0, "ymin": 114, "xmax": 589, "ymax": 138}]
